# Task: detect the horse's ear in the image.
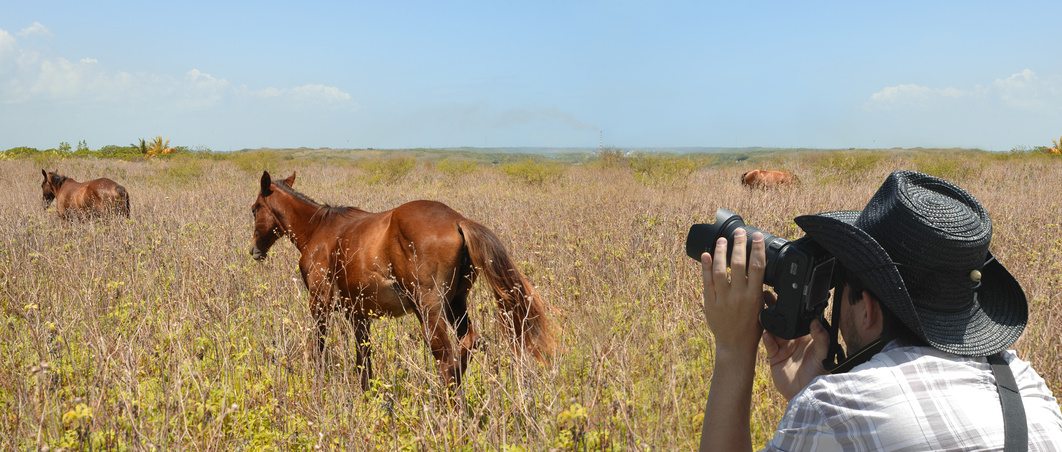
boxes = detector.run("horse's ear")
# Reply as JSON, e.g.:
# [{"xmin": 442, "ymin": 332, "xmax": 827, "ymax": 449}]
[
  {"xmin": 49, "ymin": 172, "xmax": 64, "ymax": 187},
  {"xmin": 42, "ymin": 169, "xmax": 48, "ymax": 181},
  {"xmin": 260, "ymin": 171, "xmax": 272, "ymax": 196},
  {"xmin": 283, "ymin": 171, "xmax": 296, "ymax": 187}
]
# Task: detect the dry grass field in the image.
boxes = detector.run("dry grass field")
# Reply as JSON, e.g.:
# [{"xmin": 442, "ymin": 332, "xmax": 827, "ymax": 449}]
[{"xmin": 0, "ymin": 149, "xmax": 1059, "ymax": 449}]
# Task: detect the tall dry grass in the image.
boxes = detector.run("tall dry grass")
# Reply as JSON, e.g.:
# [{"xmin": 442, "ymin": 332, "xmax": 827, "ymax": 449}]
[{"xmin": 0, "ymin": 152, "xmax": 1059, "ymax": 449}]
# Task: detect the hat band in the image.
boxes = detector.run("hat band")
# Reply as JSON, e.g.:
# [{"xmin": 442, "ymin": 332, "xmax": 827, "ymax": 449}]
[
  {"xmin": 891, "ymin": 254, "xmax": 995, "ymax": 314},
  {"xmin": 891, "ymin": 253, "xmax": 995, "ymax": 290}
]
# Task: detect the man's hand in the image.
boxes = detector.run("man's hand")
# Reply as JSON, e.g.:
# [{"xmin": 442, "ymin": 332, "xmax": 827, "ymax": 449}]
[
  {"xmin": 762, "ymin": 319, "xmax": 830, "ymax": 401},
  {"xmin": 700, "ymin": 228, "xmax": 767, "ymax": 356},
  {"xmin": 698, "ymin": 228, "xmax": 766, "ymax": 452}
]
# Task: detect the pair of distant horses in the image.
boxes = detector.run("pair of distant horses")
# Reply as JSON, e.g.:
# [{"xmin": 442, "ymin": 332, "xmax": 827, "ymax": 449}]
[{"xmin": 39, "ymin": 169, "xmax": 554, "ymax": 391}]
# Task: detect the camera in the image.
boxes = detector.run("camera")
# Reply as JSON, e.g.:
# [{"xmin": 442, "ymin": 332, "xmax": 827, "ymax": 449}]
[{"xmin": 685, "ymin": 208, "xmax": 837, "ymax": 339}]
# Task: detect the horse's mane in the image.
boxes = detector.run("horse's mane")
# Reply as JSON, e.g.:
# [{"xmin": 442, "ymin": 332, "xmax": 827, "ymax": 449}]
[
  {"xmin": 48, "ymin": 171, "xmax": 69, "ymax": 187},
  {"xmin": 273, "ymin": 180, "xmax": 364, "ymax": 218}
]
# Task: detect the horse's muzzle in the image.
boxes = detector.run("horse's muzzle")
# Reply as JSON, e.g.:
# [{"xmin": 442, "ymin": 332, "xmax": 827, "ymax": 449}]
[{"xmin": 250, "ymin": 246, "xmax": 267, "ymax": 261}]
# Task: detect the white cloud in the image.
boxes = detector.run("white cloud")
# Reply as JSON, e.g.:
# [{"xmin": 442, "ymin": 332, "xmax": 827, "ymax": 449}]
[
  {"xmin": 177, "ymin": 69, "xmax": 231, "ymax": 108},
  {"xmin": 18, "ymin": 22, "xmax": 51, "ymax": 38},
  {"xmin": 290, "ymin": 84, "xmax": 352, "ymax": 103},
  {"xmin": 0, "ymin": 29, "xmax": 15, "ymax": 58},
  {"xmin": 243, "ymin": 83, "xmax": 352, "ymax": 104},
  {"xmin": 991, "ymin": 69, "xmax": 1055, "ymax": 109},
  {"xmin": 870, "ymin": 84, "xmax": 933, "ymax": 103},
  {"xmin": 31, "ymin": 57, "xmax": 83, "ymax": 98},
  {"xmin": 249, "ymin": 86, "xmax": 282, "ymax": 98},
  {"xmin": 866, "ymin": 69, "xmax": 1061, "ymax": 112},
  {"xmin": 868, "ymin": 83, "xmax": 964, "ymax": 107},
  {"xmin": 0, "ymin": 28, "xmax": 354, "ymax": 110}
]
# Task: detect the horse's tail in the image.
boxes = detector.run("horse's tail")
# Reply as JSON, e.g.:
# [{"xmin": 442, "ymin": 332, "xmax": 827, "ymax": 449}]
[
  {"xmin": 458, "ymin": 220, "xmax": 556, "ymax": 362},
  {"xmin": 117, "ymin": 185, "xmax": 130, "ymax": 217}
]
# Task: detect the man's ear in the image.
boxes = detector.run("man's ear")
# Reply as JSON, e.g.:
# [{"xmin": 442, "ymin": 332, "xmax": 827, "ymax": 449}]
[
  {"xmin": 283, "ymin": 171, "xmax": 296, "ymax": 187},
  {"xmin": 260, "ymin": 171, "xmax": 272, "ymax": 196},
  {"xmin": 861, "ymin": 292, "xmax": 885, "ymax": 333}
]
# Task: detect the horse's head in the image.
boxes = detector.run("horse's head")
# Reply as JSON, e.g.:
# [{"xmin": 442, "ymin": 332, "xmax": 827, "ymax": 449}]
[
  {"xmin": 41, "ymin": 169, "xmax": 65, "ymax": 209},
  {"xmin": 250, "ymin": 170, "xmax": 296, "ymax": 261}
]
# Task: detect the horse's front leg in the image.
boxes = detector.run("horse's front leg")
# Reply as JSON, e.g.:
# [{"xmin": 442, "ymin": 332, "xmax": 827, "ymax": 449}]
[
  {"xmin": 301, "ymin": 264, "xmax": 335, "ymax": 362},
  {"xmin": 348, "ymin": 314, "xmax": 373, "ymax": 391}
]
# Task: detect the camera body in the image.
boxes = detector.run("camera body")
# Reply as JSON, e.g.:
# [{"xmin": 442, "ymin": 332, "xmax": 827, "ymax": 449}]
[{"xmin": 686, "ymin": 208, "xmax": 837, "ymax": 339}]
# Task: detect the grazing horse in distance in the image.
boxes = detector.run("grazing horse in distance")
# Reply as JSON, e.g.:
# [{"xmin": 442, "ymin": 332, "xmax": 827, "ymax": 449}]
[
  {"xmin": 740, "ymin": 169, "xmax": 798, "ymax": 189},
  {"xmin": 249, "ymin": 171, "xmax": 555, "ymax": 390},
  {"xmin": 41, "ymin": 170, "xmax": 130, "ymax": 219}
]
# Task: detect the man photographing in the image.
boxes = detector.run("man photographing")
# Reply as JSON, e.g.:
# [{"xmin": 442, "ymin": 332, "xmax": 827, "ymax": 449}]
[{"xmin": 696, "ymin": 171, "xmax": 1062, "ymax": 450}]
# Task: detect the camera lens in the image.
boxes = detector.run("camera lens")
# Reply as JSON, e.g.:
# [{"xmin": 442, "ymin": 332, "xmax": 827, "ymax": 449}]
[{"xmin": 685, "ymin": 208, "xmax": 789, "ymax": 286}]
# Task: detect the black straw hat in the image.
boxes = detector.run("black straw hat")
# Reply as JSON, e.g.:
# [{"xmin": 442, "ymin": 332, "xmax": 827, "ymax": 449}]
[{"xmin": 794, "ymin": 170, "xmax": 1027, "ymax": 356}]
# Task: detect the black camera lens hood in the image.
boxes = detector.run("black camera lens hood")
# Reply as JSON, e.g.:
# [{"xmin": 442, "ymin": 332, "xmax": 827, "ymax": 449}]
[{"xmin": 686, "ymin": 223, "xmax": 720, "ymax": 261}]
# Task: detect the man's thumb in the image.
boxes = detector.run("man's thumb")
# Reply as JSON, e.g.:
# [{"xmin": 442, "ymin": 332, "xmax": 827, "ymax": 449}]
[{"xmin": 762, "ymin": 331, "xmax": 778, "ymax": 356}]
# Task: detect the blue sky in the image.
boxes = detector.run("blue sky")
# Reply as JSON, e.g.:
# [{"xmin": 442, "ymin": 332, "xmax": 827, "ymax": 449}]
[{"xmin": 2, "ymin": 2, "xmax": 1060, "ymax": 151}]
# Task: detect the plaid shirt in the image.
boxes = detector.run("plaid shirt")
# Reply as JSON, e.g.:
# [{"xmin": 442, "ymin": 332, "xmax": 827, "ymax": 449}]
[{"xmin": 764, "ymin": 342, "xmax": 1062, "ymax": 451}]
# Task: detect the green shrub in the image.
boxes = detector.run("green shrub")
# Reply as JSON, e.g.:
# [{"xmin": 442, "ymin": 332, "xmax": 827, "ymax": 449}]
[
  {"xmin": 913, "ymin": 153, "xmax": 982, "ymax": 180},
  {"xmin": 500, "ymin": 159, "xmax": 564, "ymax": 185},
  {"xmin": 627, "ymin": 154, "xmax": 700, "ymax": 186},
  {"xmin": 83, "ymin": 145, "xmax": 143, "ymax": 160},
  {"xmin": 160, "ymin": 158, "xmax": 204, "ymax": 184},
  {"xmin": 227, "ymin": 150, "xmax": 285, "ymax": 174},
  {"xmin": 812, "ymin": 151, "xmax": 884, "ymax": 183},
  {"xmin": 435, "ymin": 158, "xmax": 479, "ymax": 177},
  {"xmin": 593, "ymin": 147, "xmax": 628, "ymax": 168},
  {"xmin": 1, "ymin": 146, "xmax": 42, "ymax": 160},
  {"xmin": 3, "ymin": 145, "xmax": 68, "ymax": 166},
  {"xmin": 31, "ymin": 150, "xmax": 67, "ymax": 168},
  {"xmin": 358, "ymin": 157, "xmax": 416, "ymax": 185}
]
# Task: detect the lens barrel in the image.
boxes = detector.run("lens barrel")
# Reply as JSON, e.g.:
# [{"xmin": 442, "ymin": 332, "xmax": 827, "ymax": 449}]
[
  {"xmin": 686, "ymin": 208, "xmax": 836, "ymax": 339},
  {"xmin": 685, "ymin": 208, "xmax": 790, "ymax": 286}
]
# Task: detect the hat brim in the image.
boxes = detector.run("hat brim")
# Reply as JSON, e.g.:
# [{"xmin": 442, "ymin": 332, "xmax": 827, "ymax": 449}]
[{"xmin": 795, "ymin": 211, "xmax": 1027, "ymax": 356}]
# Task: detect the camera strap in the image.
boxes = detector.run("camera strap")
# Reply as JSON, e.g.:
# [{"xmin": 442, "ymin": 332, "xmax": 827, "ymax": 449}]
[
  {"xmin": 828, "ymin": 337, "xmax": 887, "ymax": 374},
  {"xmin": 822, "ymin": 320, "xmax": 845, "ymax": 371},
  {"xmin": 821, "ymin": 281, "xmax": 847, "ymax": 371},
  {"xmin": 987, "ymin": 352, "xmax": 1027, "ymax": 451},
  {"xmin": 821, "ymin": 288, "xmax": 889, "ymax": 374}
]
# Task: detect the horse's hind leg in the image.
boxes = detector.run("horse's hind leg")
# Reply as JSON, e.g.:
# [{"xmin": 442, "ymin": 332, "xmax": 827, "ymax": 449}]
[
  {"xmin": 416, "ymin": 289, "xmax": 462, "ymax": 389},
  {"xmin": 118, "ymin": 187, "xmax": 130, "ymax": 217},
  {"xmin": 444, "ymin": 273, "xmax": 478, "ymax": 383}
]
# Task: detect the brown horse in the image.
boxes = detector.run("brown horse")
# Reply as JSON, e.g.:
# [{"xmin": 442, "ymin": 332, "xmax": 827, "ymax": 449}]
[
  {"xmin": 249, "ymin": 171, "xmax": 555, "ymax": 390},
  {"xmin": 41, "ymin": 170, "xmax": 130, "ymax": 219},
  {"xmin": 740, "ymin": 169, "xmax": 799, "ymax": 189}
]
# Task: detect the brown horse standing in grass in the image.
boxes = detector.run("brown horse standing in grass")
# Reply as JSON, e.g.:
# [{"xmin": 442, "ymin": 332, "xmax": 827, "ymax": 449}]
[
  {"xmin": 41, "ymin": 170, "xmax": 130, "ymax": 219},
  {"xmin": 740, "ymin": 169, "xmax": 799, "ymax": 189},
  {"xmin": 249, "ymin": 171, "xmax": 555, "ymax": 390}
]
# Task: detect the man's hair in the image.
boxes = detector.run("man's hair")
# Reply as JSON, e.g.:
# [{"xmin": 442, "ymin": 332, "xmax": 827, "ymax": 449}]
[{"xmin": 843, "ymin": 273, "xmax": 925, "ymax": 346}]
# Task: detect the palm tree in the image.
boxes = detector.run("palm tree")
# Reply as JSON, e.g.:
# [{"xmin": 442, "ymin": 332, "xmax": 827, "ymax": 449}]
[
  {"xmin": 143, "ymin": 136, "xmax": 173, "ymax": 157},
  {"xmin": 134, "ymin": 138, "xmax": 148, "ymax": 155}
]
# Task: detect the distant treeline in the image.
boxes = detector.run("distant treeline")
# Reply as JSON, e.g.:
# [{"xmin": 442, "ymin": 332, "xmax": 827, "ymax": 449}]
[
  {"xmin": 3, "ymin": 142, "xmax": 1058, "ymax": 164},
  {"xmin": 2, "ymin": 138, "xmax": 202, "ymax": 161}
]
